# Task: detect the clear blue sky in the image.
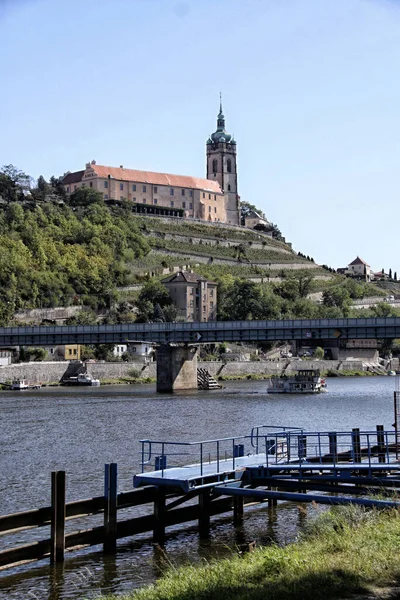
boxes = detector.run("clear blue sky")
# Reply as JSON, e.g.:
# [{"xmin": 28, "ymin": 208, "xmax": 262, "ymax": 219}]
[{"xmin": 1, "ymin": 0, "xmax": 399, "ymax": 274}]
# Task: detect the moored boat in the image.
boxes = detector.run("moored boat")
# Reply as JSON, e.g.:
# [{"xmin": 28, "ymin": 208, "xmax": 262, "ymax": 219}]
[
  {"xmin": 267, "ymin": 369, "xmax": 327, "ymax": 394},
  {"xmin": 11, "ymin": 379, "xmax": 41, "ymax": 390},
  {"xmin": 62, "ymin": 372, "xmax": 100, "ymax": 386}
]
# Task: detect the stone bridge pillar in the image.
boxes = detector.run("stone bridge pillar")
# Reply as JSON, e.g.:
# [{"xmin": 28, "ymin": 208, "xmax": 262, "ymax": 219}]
[{"xmin": 156, "ymin": 344, "xmax": 198, "ymax": 393}]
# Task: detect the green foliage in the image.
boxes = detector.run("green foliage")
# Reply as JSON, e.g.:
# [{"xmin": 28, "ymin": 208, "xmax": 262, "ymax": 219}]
[
  {"xmin": 314, "ymin": 346, "xmax": 325, "ymax": 359},
  {"xmin": 69, "ymin": 187, "xmax": 104, "ymax": 207},
  {"xmin": 22, "ymin": 347, "xmax": 47, "ymax": 361},
  {"xmin": 136, "ymin": 280, "xmax": 177, "ymax": 322},
  {"xmin": 0, "ymin": 201, "xmax": 150, "ymax": 324}
]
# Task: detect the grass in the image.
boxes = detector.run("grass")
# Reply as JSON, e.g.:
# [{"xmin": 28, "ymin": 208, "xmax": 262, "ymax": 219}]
[
  {"xmin": 100, "ymin": 376, "xmax": 156, "ymax": 385},
  {"xmin": 96, "ymin": 505, "xmax": 400, "ymax": 600}
]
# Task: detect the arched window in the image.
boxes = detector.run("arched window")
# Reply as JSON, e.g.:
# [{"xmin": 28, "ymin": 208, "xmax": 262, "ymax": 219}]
[
  {"xmin": 227, "ymin": 158, "xmax": 232, "ymax": 173},
  {"xmin": 212, "ymin": 159, "xmax": 218, "ymax": 173}
]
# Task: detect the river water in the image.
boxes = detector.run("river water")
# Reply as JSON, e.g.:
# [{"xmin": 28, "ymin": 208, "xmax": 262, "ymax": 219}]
[{"xmin": 0, "ymin": 376, "xmax": 397, "ymax": 599}]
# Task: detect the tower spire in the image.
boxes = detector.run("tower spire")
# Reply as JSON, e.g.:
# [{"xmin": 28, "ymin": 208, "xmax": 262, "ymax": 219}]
[{"xmin": 219, "ymin": 91, "xmax": 223, "ymax": 115}]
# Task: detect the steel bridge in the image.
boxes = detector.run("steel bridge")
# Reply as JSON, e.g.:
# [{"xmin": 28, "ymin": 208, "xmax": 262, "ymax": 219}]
[{"xmin": 0, "ymin": 317, "xmax": 399, "ymax": 347}]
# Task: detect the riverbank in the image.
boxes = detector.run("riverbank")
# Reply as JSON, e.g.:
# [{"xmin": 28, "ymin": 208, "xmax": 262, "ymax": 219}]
[
  {"xmin": 0, "ymin": 358, "xmax": 385, "ymax": 386},
  {"xmin": 101, "ymin": 506, "xmax": 400, "ymax": 600}
]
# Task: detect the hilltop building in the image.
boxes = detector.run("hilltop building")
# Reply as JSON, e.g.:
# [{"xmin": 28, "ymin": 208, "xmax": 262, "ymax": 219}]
[
  {"xmin": 337, "ymin": 256, "xmax": 372, "ymax": 282},
  {"xmin": 161, "ymin": 271, "xmax": 217, "ymax": 322},
  {"xmin": 62, "ymin": 100, "xmax": 240, "ymax": 225}
]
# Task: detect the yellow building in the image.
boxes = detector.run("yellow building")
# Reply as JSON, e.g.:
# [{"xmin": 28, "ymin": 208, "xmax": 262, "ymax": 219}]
[{"xmin": 62, "ymin": 100, "xmax": 240, "ymax": 226}]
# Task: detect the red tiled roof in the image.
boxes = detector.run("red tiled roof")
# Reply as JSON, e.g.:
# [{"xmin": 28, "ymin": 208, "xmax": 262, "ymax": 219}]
[
  {"xmin": 348, "ymin": 256, "xmax": 370, "ymax": 267},
  {"xmin": 62, "ymin": 170, "xmax": 85, "ymax": 184},
  {"xmin": 63, "ymin": 164, "xmax": 223, "ymax": 194}
]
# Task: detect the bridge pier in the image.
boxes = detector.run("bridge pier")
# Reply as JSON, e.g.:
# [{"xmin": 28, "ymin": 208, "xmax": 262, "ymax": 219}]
[{"xmin": 156, "ymin": 344, "xmax": 198, "ymax": 393}]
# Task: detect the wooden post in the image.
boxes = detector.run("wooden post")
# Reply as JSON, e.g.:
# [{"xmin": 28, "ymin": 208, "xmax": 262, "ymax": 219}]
[
  {"xmin": 199, "ymin": 489, "xmax": 211, "ymax": 538},
  {"xmin": 377, "ymin": 425, "xmax": 385, "ymax": 464},
  {"xmin": 329, "ymin": 433, "xmax": 337, "ymax": 463},
  {"xmin": 104, "ymin": 463, "xmax": 118, "ymax": 554},
  {"xmin": 51, "ymin": 471, "xmax": 66, "ymax": 564},
  {"xmin": 352, "ymin": 428, "xmax": 361, "ymax": 463},
  {"xmin": 233, "ymin": 496, "xmax": 244, "ymax": 524},
  {"xmin": 153, "ymin": 488, "xmax": 166, "ymax": 545}
]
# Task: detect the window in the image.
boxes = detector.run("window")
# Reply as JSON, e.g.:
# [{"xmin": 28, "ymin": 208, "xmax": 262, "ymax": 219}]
[
  {"xmin": 104, "ymin": 194, "xmax": 108, "ymax": 200},
  {"xmin": 209, "ymin": 206, "xmax": 211, "ymax": 212},
  {"xmin": 182, "ymin": 201, "xmax": 186, "ymax": 208},
  {"xmin": 120, "ymin": 183, "xmax": 124, "ymax": 191},
  {"xmin": 210, "ymin": 301, "xmax": 214, "ymax": 309},
  {"xmin": 214, "ymin": 207, "xmax": 217, "ymax": 213},
  {"xmin": 120, "ymin": 195, "xmax": 124, "ymax": 200},
  {"xmin": 104, "ymin": 181, "xmax": 108, "ymax": 189},
  {"xmin": 189, "ymin": 287, "xmax": 194, "ymax": 295},
  {"xmin": 212, "ymin": 158, "xmax": 217, "ymax": 173},
  {"xmin": 74, "ymin": 185, "xmax": 77, "ymax": 191},
  {"xmin": 203, "ymin": 305, "xmax": 206, "ymax": 313},
  {"xmin": 203, "ymin": 192, "xmax": 205, "ymax": 198},
  {"xmin": 189, "ymin": 190, "xmax": 193, "ymax": 197},
  {"xmin": 153, "ymin": 186, "xmax": 157, "ymax": 193},
  {"xmin": 154, "ymin": 199, "xmax": 158, "ymax": 205},
  {"xmin": 73, "ymin": 349, "xmax": 77, "ymax": 355},
  {"xmin": 189, "ymin": 300, "xmax": 194, "ymax": 307},
  {"xmin": 170, "ymin": 201, "xmax": 174, "ymax": 207},
  {"xmin": 133, "ymin": 197, "xmax": 136, "ymax": 201},
  {"xmin": 181, "ymin": 189, "xmax": 185, "ymax": 196},
  {"xmin": 89, "ymin": 181, "xmax": 93, "ymax": 188},
  {"xmin": 50, "ymin": 348, "xmax": 54, "ymax": 354},
  {"xmin": 189, "ymin": 202, "xmax": 193, "ymax": 209},
  {"xmin": 170, "ymin": 188, "xmax": 174, "ymax": 196},
  {"xmin": 143, "ymin": 185, "xmax": 146, "ymax": 192},
  {"xmin": 68, "ymin": 349, "xmax": 72, "ymax": 356},
  {"xmin": 227, "ymin": 158, "xmax": 232, "ymax": 173},
  {"xmin": 214, "ymin": 194, "xmax": 216, "ymax": 201},
  {"xmin": 132, "ymin": 184, "xmax": 136, "ymax": 191},
  {"xmin": 210, "ymin": 289, "xmax": 214, "ymax": 297},
  {"xmin": 143, "ymin": 198, "xmax": 146, "ymax": 204},
  {"xmin": 209, "ymin": 193, "xmax": 211, "ymax": 199},
  {"xmin": 228, "ymin": 184, "xmax": 231, "ymax": 191}
]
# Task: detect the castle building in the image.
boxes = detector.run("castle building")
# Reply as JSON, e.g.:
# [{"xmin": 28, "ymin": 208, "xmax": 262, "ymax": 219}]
[{"xmin": 62, "ymin": 100, "xmax": 240, "ymax": 225}]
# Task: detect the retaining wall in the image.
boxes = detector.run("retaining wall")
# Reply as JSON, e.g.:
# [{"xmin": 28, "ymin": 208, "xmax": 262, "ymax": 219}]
[{"xmin": 0, "ymin": 359, "xmax": 368, "ymax": 385}]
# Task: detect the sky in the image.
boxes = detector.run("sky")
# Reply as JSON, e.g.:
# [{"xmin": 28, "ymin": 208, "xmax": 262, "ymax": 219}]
[{"xmin": 1, "ymin": 0, "xmax": 399, "ymax": 273}]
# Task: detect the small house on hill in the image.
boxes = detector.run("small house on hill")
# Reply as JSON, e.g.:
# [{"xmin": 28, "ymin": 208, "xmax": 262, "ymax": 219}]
[
  {"xmin": 337, "ymin": 256, "xmax": 372, "ymax": 282},
  {"xmin": 162, "ymin": 271, "xmax": 217, "ymax": 322},
  {"xmin": 244, "ymin": 209, "xmax": 269, "ymax": 229}
]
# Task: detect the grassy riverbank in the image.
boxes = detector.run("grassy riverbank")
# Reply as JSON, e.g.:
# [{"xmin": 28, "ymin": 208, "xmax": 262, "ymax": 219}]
[{"xmin": 99, "ymin": 506, "xmax": 400, "ymax": 600}]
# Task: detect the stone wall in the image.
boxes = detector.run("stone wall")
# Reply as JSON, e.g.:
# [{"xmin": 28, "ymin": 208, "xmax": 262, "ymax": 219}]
[{"xmin": 0, "ymin": 358, "xmax": 369, "ymax": 385}]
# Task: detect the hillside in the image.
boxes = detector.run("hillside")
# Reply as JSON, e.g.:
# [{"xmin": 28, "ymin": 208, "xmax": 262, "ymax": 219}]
[{"xmin": 2, "ymin": 199, "xmax": 394, "ymax": 326}]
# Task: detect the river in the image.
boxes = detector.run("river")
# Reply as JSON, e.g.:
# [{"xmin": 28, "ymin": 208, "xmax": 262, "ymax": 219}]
[{"xmin": 0, "ymin": 376, "xmax": 397, "ymax": 599}]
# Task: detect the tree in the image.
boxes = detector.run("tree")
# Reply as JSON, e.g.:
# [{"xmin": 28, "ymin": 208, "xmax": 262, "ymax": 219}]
[
  {"xmin": 314, "ymin": 346, "xmax": 325, "ymax": 359},
  {"xmin": 69, "ymin": 187, "xmax": 104, "ymax": 207},
  {"xmin": 240, "ymin": 201, "xmax": 265, "ymax": 225},
  {"xmin": 395, "ymin": 272, "xmax": 398, "ymax": 281}
]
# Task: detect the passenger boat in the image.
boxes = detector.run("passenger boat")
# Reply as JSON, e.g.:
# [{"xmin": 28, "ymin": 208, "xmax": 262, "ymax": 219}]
[
  {"xmin": 62, "ymin": 372, "xmax": 100, "ymax": 386},
  {"xmin": 267, "ymin": 369, "xmax": 327, "ymax": 394}
]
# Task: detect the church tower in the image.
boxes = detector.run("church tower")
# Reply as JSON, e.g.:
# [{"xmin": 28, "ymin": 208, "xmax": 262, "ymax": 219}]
[{"xmin": 206, "ymin": 97, "xmax": 240, "ymax": 225}]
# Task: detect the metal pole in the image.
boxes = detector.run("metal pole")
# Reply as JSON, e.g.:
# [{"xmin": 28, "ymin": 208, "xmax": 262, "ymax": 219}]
[{"xmin": 51, "ymin": 471, "xmax": 66, "ymax": 564}]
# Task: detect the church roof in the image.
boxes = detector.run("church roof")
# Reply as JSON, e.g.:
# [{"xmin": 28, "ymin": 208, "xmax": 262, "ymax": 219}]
[
  {"xmin": 63, "ymin": 164, "xmax": 223, "ymax": 194},
  {"xmin": 162, "ymin": 271, "xmax": 217, "ymax": 285},
  {"xmin": 348, "ymin": 256, "xmax": 370, "ymax": 267}
]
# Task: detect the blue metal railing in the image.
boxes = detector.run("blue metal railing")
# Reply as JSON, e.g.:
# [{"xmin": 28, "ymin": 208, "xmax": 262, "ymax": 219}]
[{"xmin": 139, "ymin": 426, "xmax": 399, "ymax": 478}]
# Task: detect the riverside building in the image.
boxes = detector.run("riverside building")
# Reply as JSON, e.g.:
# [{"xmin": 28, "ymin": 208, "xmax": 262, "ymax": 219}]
[{"xmin": 62, "ymin": 100, "xmax": 240, "ymax": 226}]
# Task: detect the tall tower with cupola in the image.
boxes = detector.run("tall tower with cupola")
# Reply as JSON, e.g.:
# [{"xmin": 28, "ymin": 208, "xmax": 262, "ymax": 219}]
[{"xmin": 206, "ymin": 96, "xmax": 240, "ymax": 225}]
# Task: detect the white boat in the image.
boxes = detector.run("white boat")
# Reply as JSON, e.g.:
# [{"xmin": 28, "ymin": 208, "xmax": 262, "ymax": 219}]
[
  {"xmin": 11, "ymin": 379, "xmax": 41, "ymax": 390},
  {"xmin": 63, "ymin": 372, "xmax": 100, "ymax": 386},
  {"xmin": 267, "ymin": 369, "xmax": 327, "ymax": 394}
]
